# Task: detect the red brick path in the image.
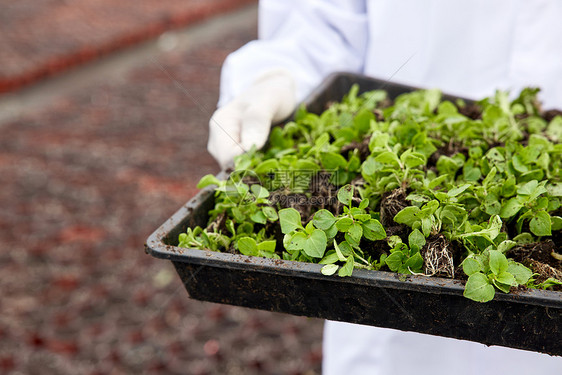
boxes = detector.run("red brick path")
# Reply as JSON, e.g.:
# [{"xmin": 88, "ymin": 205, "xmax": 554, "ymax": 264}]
[
  {"xmin": 0, "ymin": 0, "xmax": 256, "ymax": 93},
  {"xmin": 0, "ymin": 8, "xmax": 323, "ymax": 375}
]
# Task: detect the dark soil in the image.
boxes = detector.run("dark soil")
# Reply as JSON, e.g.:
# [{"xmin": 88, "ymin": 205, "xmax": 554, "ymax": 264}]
[
  {"xmin": 508, "ymin": 240, "xmax": 561, "ymax": 270},
  {"xmin": 372, "ymin": 109, "xmax": 385, "ymax": 121},
  {"xmin": 508, "ymin": 240, "xmax": 562, "ymax": 291},
  {"xmin": 270, "ymin": 191, "xmax": 313, "ymax": 220},
  {"xmin": 340, "ymin": 135, "xmax": 371, "ymax": 161},
  {"xmin": 268, "ymin": 170, "xmax": 341, "ymax": 222},
  {"xmin": 428, "ymin": 140, "xmax": 469, "ymax": 168},
  {"xmin": 457, "ymin": 103, "xmax": 482, "ymax": 120},
  {"xmin": 543, "ymin": 109, "xmax": 562, "ymax": 122},
  {"xmin": 362, "ymin": 225, "xmax": 408, "ymax": 260}
]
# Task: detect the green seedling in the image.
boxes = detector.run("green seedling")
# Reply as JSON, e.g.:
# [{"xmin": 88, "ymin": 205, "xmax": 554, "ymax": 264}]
[{"xmin": 180, "ymin": 84, "xmax": 562, "ymax": 302}]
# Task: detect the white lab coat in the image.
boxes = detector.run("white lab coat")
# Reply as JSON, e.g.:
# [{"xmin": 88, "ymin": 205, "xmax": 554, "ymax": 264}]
[{"xmin": 218, "ymin": 1, "xmax": 562, "ymax": 373}]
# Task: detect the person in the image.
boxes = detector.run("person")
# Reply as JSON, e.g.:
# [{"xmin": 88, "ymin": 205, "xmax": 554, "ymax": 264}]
[{"xmin": 207, "ymin": 1, "xmax": 562, "ymax": 373}]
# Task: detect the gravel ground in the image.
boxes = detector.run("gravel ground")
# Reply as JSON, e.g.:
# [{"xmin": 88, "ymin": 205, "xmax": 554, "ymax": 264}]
[{"xmin": 0, "ymin": 8, "xmax": 323, "ymax": 375}]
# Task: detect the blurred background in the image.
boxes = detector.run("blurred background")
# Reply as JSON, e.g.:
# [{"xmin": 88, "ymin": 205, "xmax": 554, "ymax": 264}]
[{"xmin": 0, "ymin": 1, "xmax": 323, "ymax": 374}]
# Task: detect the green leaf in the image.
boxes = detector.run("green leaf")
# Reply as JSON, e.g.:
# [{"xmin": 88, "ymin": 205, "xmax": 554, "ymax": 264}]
[
  {"xmin": 551, "ymin": 216, "xmax": 562, "ymax": 231},
  {"xmin": 440, "ymin": 205, "xmax": 467, "ymax": 226},
  {"xmin": 497, "ymin": 240, "xmax": 516, "ymax": 253},
  {"xmin": 347, "ymin": 222, "xmax": 363, "ymax": 244},
  {"xmin": 492, "ymin": 279, "xmax": 512, "ymax": 293},
  {"xmin": 489, "ymin": 250, "xmax": 508, "ymax": 275},
  {"xmin": 333, "ymin": 240, "xmax": 347, "ymax": 262},
  {"xmin": 495, "ymin": 271, "xmax": 517, "ymax": 286},
  {"xmin": 237, "ymin": 237, "xmax": 258, "ymax": 256},
  {"xmin": 362, "ymin": 219, "xmax": 386, "ymax": 241},
  {"xmin": 438, "ymin": 100, "xmax": 458, "ymax": 115},
  {"xmin": 338, "ymin": 255, "xmax": 355, "ymax": 277},
  {"xmin": 511, "ymin": 155, "xmax": 529, "ymax": 173},
  {"xmin": 320, "ymin": 152, "xmax": 348, "ymax": 170},
  {"xmin": 358, "ymin": 198, "xmax": 370, "ymax": 210},
  {"xmin": 251, "ymin": 184, "xmax": 269, "ymax": 199},
  {"xmin": 400, "ymin": 150, "xmax": 426, "ymax": 168},
  {"xmin": 546, "ymin": 116, "xmax": 562, "ymax": 142},
  {"xmin": 385, "ymin": 252, "xmax": 405, "ymax": 272},
  {"xmin": 278, "ymin": 208, "xmax": 303, "ymax": 234},
  {"xmin": 254, "ymin": 159, "xmax": 279, "ymax": 174},
  {"xmin": 463, "ymin": 163, "xmax": 482, "ymax": 181},
  {"xmin": 324, "ymin": 223, "xmax": 338, "ymax": 239},
  {"xmin": 537, "ymin": 277, "xmax": 562, "ymax": 289},
  {"xmin": 231, "ymin": 207, "xmax": 245, "ymax": 222},
  {"xmin": 437, "ymin": 155, "xmax": 463, "ymax": 176},
  {"xmin": 513, "ymin": 232, "xmax": 535, "ymax": 244},
  {"xmin": 421, "ymin": 217, "xmax": 432, "ymax": 237},
  {"xmin": 464, "ymin": 273, "xmax": 495, "ymax": 302},
  {"xmin": 337, "ymin": 185, "xmax": 354, "ymax": 206},
  {"xmin": 338, "ymin": 241, "xmax": 354, "ymax": 256},
  {"xmin": 294, "ymin": 159, "xmax": 321, "ymax": 171},
  {"xmin": 374, "ymin": 151, "xmax": 400, "ymax": 166},
  {"xmin": 197, "ymin": 174, "xmax": 220, "ymax": 189},
  {"xmin": 529, "ymin": 211, "xmax": 552, "ymax": 236},
  {"xmin": 507, "ymin": 262, "xmax": 533, "ymax": 284},
  {"xmin": 387, "ymin": 235, "xmax": 403, "ymax": 248},
  {"xmin": 458, "ymin": 215, "xmax": 502, "ymax": 242},
  {"xmin": 336, "ymin": 217, "xmax": 354, "ymax": 232},
  {"xmin": 482, "ymin": 167, "xmax": 497, "ymax": 186},
  {"xmin": 448, "ymin": 184, "xmax": 471, "ymax": 197},
  {"xmin": 501, "ymin": 177, "xmax": 517, "ymax": 197},
  {"xmin": 353, "ymin": 108, "xmax": 374, "ymax": 133},
  {"xmin": 428, "ymin": 175, "xmax": 448, "ymax": 189},
  {"xmin": 408, "ymin": 229, "xmax": 426, "ymax": 252},
  {"xmin": 262, "ymin": 206, "xmax": 278, "ymax": 222},
  {"xmin": 405, "ymin": 252, "xmax": 423, "ymax": 272},
  {"xmin": 517, "ymin": 180, "xmax": 539, "ymax": 196},
  {"xmin": 462, "ymin": 257, "xmax": 482, "ymax": 276},
  {"xmin": 257, "ymin": 240, "xmax": 276, "ymax": 252},
  {"xmin": 319, "ymin": 251, "xmax": 340, "ymax": 265},
  {"xmin": 321, "ymin": 264, "xmax": 339, "ymax": 276},
  {"xmin": 313, "ymin": 209, "xmax": 337, "ymax": 231},
  {"xmin": 353, "ymin": 213, "xmax": 371, "ymax": 222},
  {"xmin": 394, "ymin": 206, "xmax": 421, "ymax": 227},
  {"xmin": 547, "ymin": 182, "xmax": 562, "ymax": 197},
  {"xmin": 348, "ymin": 153, "xmax": 362, "ymax": 171},
  {"xmin": 285, "ymin": 232, "xmax": 307, "ymax": 251},
  {"xmin": 421, "ymin": 200, "xmax": 440, "ymax": 215},
  {"xmin": 250, "ymin": 210, "xmax": 267, "ymax": 224},
  {"xmin": 302, "ymin": 229, "xmax": 327, "ymax": 258},
  {"xmin": 499, "ymin": 198, "xmax": 523, "ymax": 219}
]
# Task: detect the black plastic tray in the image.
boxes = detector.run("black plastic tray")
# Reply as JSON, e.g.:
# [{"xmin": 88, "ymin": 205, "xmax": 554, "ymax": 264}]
[{"xmin": 146, "ymin": 72, "xmax": 562, "ymax": 356}]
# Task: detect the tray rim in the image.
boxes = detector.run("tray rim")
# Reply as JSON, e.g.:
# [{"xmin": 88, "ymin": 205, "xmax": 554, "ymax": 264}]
[{"xmin": 145, "ymin": 187, "xmax": 562, "ymax": 310}]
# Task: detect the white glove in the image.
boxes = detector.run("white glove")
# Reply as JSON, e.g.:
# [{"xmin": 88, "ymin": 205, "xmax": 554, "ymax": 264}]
[{"xmin": 208, "ymin": 69, "xmax": 296, "ymax": 169}]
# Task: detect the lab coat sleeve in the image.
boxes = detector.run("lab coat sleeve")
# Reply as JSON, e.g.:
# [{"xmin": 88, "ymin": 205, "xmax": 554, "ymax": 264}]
[{"xmin": 218, "ymin": 0, "xmax": 368, "ymax": 107}]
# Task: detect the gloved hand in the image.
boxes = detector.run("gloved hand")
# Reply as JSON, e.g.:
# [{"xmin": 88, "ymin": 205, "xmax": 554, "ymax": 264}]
[{"xmin": 207, "ymin": 69, "xmax": 296, "ymax": 169}]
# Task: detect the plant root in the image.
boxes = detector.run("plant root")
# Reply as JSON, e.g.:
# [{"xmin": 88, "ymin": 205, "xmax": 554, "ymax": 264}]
[
  {"xmin": 525, "ymin": 259, "xmax": 562, "ymax": 286},
  {"xmin": 422, "ymin": 235, "xmax": 455, "ymax": 278},
  {"xmin": 380, "ymin": 188, "xmax": 408, "ymax": 227},
  {"xmin": 206, "ymin": 212, "xmax": 226, "ymax": 232}
]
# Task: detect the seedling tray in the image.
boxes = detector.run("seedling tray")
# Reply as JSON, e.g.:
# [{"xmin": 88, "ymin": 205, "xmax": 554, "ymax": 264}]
[{"xmin": 146, "ymin": 72, "xmax": 562, "ymax": 356}]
